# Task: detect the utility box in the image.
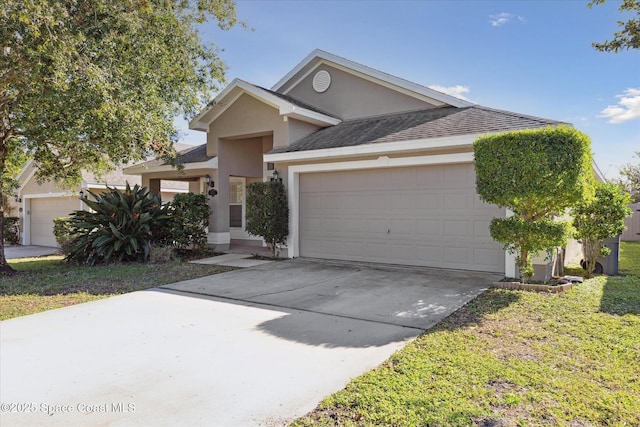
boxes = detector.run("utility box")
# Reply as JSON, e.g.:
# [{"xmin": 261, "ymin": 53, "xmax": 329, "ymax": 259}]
[{"xmin": 598, "ymin": 235, "xmax": 620, "ymax": 276}]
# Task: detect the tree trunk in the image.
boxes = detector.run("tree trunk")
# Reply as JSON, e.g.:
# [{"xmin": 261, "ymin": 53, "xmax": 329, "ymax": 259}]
[
  {"xmin": 0, "ymin": 140, "xmax": 16, "ymax": 274},
  {"xmin": 582, "ymin": 239, "xmax": 600, "ymax": 279},
  {"xmin": 517, "ymin": 249, "xmax": 532, "ymax": 283},
  {"xmin": 0, "ymin": 187, "xmax": 16, "ymax": 275}
]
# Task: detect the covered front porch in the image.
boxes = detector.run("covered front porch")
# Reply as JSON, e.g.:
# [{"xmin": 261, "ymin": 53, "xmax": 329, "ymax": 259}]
[{"xmin": 124, "ymin": 142, "xmax": 273, "ymax": 252}]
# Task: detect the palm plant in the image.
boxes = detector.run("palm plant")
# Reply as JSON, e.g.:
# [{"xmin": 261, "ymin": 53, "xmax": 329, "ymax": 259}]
[{"xmin": 67, "ymin": 183, "xmax": 170, "ymax": 264}]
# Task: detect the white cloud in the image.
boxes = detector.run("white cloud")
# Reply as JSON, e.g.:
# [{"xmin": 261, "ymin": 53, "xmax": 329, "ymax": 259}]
[
  {"xmin": 599, "ymin": 88, "xmax": 640, "ymax": 124},
  {"xmin": 489, "ymin": 12, "xmax": 526, "ymax": 27},
  {"xmin": 428, "ymin": 85, "xmax": 471, "ymax": 101}
]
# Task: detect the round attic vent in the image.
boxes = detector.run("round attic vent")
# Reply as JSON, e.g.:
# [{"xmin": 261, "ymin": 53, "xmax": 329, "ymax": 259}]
[{"xmin": 312, "ymin": 70, "xmax": 331, "ymax": 93}]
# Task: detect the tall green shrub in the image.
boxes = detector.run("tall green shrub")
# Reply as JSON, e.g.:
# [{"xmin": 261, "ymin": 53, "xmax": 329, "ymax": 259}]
[
  {"xmin": 67, "ymin": 183, "xmax": 170, "ymax": 264},
  {"xmin": 474, "ymin": 126, "xmax": 595, "ymax": 281},
  {"xmin": 245, "ymin": 181, "xmax": 289, "ymax": 257},
  {"xmin": 573, "ymin": 182, "xmax": 632, "ymax": 278},
  {"xmin": 167, "ymin": 193, "xmax": 210, "ymax": 251},
  {"xmin": 2, "ymin": 216, "xmax": 20, "ymax": 245},
  {"xmin": 53, "ymin": 217, "xmax": 74, "ymax": 255}
]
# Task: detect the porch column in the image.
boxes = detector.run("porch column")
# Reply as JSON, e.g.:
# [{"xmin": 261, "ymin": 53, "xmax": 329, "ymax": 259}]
[
  {"xmin": 188, "ymin": 180, "xmax": 200, "ymax": 194},
  {"xmin": 143, "ymin": 177, "xmax": 161, "ymax": 195},
  {"xmin": 207, "ymin": 170, "xmax": 230, "ymax": 251}
]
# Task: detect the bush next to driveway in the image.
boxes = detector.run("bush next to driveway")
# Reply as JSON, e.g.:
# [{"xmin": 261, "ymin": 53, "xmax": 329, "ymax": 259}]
[
  {"xmin": 474, "ymin": 126, "xmax": 595, "ymax": 281},
  {"xmin": 293, "ymin": 241, "xmax": 640, "ymax": 426}
]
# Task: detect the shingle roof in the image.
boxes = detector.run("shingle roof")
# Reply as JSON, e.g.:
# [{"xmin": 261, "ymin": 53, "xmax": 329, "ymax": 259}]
[
  {"xmin": 131, "ymin": 143, "xmax": 213, "ymax": 168},
  {"xmin": 270, "ymin": 106, "xmax": 566, "ymax": 153}
]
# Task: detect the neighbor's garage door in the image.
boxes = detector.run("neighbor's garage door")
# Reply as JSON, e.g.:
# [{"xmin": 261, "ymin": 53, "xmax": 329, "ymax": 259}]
[
  {"xmin": 30, "ymin": 197, "xmax": 78, "ymax": 247},
  {"xmin": 299, "ymin": 164, "xmax": 505, "ymax": 273}
]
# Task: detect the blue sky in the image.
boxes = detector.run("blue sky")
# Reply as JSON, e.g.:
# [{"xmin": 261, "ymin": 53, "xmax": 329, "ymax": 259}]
[{"xmin": 177, "ymin": 0, "xmax": 640, "ymax": 179}]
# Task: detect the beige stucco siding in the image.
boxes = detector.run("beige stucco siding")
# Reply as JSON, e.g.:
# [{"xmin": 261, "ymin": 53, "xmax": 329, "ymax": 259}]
[
  {"xmin": 287, "ymin": 119, "xmax": 322, "ymax": 145},
  {"xmin": 286, "ymin": 64, "xmax": 437, "ymax": 120},
  {"xmin": 207, "ymin": 94, "xmax": 288, "ymax": 154},
  {"xmin": 21, "ymin": 176, "xmax": 75, "ymax": 195}
]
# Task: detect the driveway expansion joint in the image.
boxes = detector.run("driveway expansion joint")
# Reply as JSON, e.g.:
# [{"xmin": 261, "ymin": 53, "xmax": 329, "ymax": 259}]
[
  {"xmin": 245, "ymin": 270, "xmax": 362, "ymax": 299},
  {"xmin": 156, "ymin": 287, "xmax": 428, "ymax": 332}
]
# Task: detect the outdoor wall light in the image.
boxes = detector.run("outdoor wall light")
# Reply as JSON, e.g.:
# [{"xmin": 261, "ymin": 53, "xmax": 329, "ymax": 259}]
[
  {"xmin": 14, "ymin": 194, "xmax": 21, "ymax": 203},
  {"xmin": 79, "ymin": 190, "xmax": 87, "ymax": 199},
  {"xmin": 205, "ymin": 174, "xmax": 217, "ymax": 197},
  {"xmin": 270, "ymin": 170, "xmax": 282, "ymax": 183}
]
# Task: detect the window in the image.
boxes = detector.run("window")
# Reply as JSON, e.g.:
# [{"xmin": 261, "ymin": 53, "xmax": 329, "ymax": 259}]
[{"xmin": 229, "ymin": 179, "xmax": 244, "ymax": 228}]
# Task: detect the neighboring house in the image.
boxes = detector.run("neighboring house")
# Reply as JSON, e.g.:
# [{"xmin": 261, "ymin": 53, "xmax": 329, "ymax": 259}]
[
  {"xmin": 13, "ymin": 157, "xmax": 190, "ymax": 247},
  {"xmin": 125, "ymin": 49, "xmax": 602, "ymax": 278}
]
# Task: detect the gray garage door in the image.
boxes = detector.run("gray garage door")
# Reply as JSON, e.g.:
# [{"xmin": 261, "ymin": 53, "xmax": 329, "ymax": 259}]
[
  {"xmin": 30, "ymin": 197, "xmax": 78, "ymax": 247},
  {"xmin": 299, "ymin": 164, "xmax": 505, "ymax": 273}
]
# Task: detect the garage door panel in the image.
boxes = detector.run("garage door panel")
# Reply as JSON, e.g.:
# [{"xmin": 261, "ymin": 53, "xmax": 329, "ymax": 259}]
[
  {"xmin": 30, "ymin": 197, "xmax": 78, "ymax": 247},
  {"xmin": 415, "ymin": 167, "xmax": 444, "ymax": 187},
  {"xmin": 389, "ymin": 244, "xmax": 416, "ymax": 260},
  {"xmin": 475, "ymin": 248, "xmax": 505, "ymax": 268},
  {"xmin": 416, "ymin": 219, "xmax": 443, "ymax": 236},
  {"xmin": 444, "ymin": 193, "xmax": 471, "ymax": 210},
  {"xmin": 388, "ymin": 168, "xmax": 418, "ymax": 188},
  {"xmin": 444, "ymin": 164, "xmax": 474, "ymax": 188},
  {"xmin": 389, "ymin": 219, "xmax": 416, "ymax": 235},
  {"xmin": 299, "ymin": 165, "xmax": 505, "ymax": 273},
  {"xmin": 444, "ymin": 220, "xmax": 469, "ymax": 236},
  {"xmin": 415, "ymin": 245, "xmax": 444, "ymax": 264},
  {"xmin": 416, "ymin": 193, "xmax": 443, "ymax": 210},
  {"xmin": 473, "ymin": 220, "xmax": 493, "ymax": 238},
  {"xmin": 389, "ymin": 193, "xmax": 416, "ymax": 209},
  {"xmin": 443, "ymin": 246, "xmax": 471, "ymax": 266}
]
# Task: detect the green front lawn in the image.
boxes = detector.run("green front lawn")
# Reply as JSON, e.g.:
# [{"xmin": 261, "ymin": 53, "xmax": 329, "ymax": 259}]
[
  {"xmin": 293, "ymin": 241, "xmax": 640, "ymax": 426},
  {"xmin": 0, "ymin": 256, "xmax": 233, "ymax": 320}
]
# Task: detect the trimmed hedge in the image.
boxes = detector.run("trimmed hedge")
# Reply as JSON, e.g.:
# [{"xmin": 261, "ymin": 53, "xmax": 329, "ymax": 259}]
[{"xmin": 245, "ymin": 181, "xmax": 288, "ymax": 257}]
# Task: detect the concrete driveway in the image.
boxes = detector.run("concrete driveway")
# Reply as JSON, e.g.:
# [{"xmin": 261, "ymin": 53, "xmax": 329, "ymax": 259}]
[
  {"xmin": 1, "ymin": 259, "xmax": 500, "ymax": 427},
  {"xmin": 4, "ymin": 245, "xmax": 59, "ymax": 259}
]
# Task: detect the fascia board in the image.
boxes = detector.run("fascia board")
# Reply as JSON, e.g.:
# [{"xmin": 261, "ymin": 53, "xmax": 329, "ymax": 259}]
[
  {"xmin": 16, "ymin": 162, "xmax": 37, "ymax": 194},
  {"xmin": 189, "ymin": 78, "xmax": 245, "ymax": 131},
  {"xmin": 592, "ymin": 160, "xmax": 606, "ymax": 182},
  {"xmin": 271, "ymin": 49, "xmax": 323, "ymax": 93},
  {"xmin": 281, "ymin": 106, "xmax": 341, "ymax": 126},
  {"xmin": 87, "ymin": 183, "xmax": 189, "ymax": 193},
  {"xmin": 24, "ymin": 191, "xmax": 75, "ymax": 199},
  {"xmin": 123, "ymin": 157, "xmax": 218, "ymax": 175},
  {"xmin": 264, "ymin": 134, "xmax": 481, "ymax": 163},
  {"xmin": 16, "ymin": 160, "xmax": 35, "ymax": 183}
]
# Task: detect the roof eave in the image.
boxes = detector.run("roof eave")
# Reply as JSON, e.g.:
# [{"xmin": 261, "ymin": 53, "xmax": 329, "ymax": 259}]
[
  {"xmin": 264, "ymin": 133, "xmax": 487, "ymax": 163},
  {"xmin": 123, "ymin": 157, "xmax": 219, "ymax": 175}
]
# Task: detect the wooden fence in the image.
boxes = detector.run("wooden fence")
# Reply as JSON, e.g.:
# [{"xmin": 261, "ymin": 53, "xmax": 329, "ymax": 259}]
[{"xmin": 622, "ymin": 202, "xmax": 640, "ymax": 241}]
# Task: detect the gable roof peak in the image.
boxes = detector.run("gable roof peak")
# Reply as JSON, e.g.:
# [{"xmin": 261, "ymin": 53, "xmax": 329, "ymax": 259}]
[{"xmin": 271, "ymin": 49, "xmax": 474, "ymax": 108}]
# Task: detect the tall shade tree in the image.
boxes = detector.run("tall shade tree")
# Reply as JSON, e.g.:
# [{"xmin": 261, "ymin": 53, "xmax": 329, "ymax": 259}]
[
  {"xmin": 589, "ymin": 0, "xmax": 640, "ymax": 52},
  {"xmin": 0, "ymin": 0, "xmax": 241, "ymax": 273},
  {"xmin": 474, "ymin": 126, "xmax": 595, "ymax": 281}
]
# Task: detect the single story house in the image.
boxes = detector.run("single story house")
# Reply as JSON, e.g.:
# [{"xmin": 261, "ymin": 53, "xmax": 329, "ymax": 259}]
[
  {"xmin": 126, "ymin": 49, "xmax": 602, "ymax": 278},
  {"xmin": 12, "ymin": 156, "xmax": 191, "ymax": 247}
]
